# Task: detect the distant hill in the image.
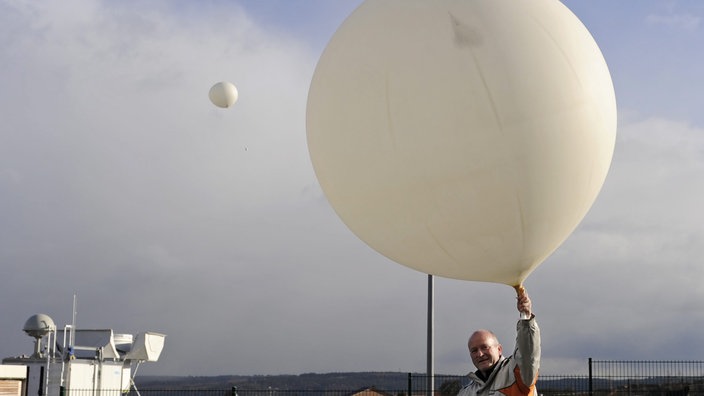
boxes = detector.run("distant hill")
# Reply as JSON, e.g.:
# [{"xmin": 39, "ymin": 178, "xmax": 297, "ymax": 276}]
[{"xmin": 135, "ymin": 372, "xmax": 463, "ymax": 391}]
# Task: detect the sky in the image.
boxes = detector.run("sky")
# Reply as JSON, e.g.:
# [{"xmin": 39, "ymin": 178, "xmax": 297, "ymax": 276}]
[{"xmin": 1, "ymin": 0, "xmax": 703, "ymax": 378}]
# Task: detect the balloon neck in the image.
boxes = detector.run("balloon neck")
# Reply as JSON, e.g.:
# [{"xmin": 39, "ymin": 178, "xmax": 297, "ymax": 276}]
[
  {"xmin": 513, "ymin": 284, "xmax": 525, "ymax": 297},
  {"xmin": 513, "ymin": 284, "xmax": 530, "ymax": 320}
]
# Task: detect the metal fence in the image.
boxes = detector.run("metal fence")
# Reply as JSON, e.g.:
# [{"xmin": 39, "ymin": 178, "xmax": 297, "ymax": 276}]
[
  {"xmin": 587, "ymin": 359, "xmax": 704, "ymax": 396},
  {"xmin": 60, "ymin": 360, "xmax": 704, "ymax": 396},
  {"xmin": 62, "ymin": 390, "xmax": 407, "ymax": 396},
  {"xmin": 411, "ymin": 374, "xmax": 592, "ymax": 396},
  {"xmin": 410, "ymin": 360, "xmax": 704, "ymax": 396}
]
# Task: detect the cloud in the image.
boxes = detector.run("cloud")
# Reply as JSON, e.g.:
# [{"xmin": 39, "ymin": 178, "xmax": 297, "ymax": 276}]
[
  {"xmin": 528, "ymin": 116, "xmax": 704, "ymax": 369},
  {"xmin": 0, "ymin": 0, "xmax": 324, "ymax": 373},
  {"xmin": 646, "ymin": 13, "xmax": 701, "ymax": 31},
  {"xmin": 2, "ymin": 0, "xmax": 703, "ymax": 379}
]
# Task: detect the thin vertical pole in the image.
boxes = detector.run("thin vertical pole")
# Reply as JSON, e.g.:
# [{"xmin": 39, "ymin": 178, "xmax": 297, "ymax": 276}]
[
  {"xmin": 71, "ymin": 294, "xmax": 77, "ymax": 347},
  {"xmin": 427, "ymin": 274, "xmax": 434, "ymax": 396},
  {"xmin": 588, "ymin": 358, "xmax": 593, "ymax": 396}
]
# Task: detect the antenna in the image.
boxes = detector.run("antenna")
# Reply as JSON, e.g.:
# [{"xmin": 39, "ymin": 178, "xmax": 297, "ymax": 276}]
[
  {"xmin": 70, "ymin": 293, "xmax": 77, "ymax": 347},
  {"xmin": 22, "ymin": 314, "xmax": 56, "ymax": 358}
]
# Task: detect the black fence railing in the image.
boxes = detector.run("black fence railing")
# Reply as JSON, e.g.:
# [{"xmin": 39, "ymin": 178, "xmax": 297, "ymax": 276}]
[
  {"xmin": 410, "ymin": 374, "xmax": 593, "ymax": 396},
  {"xmin": 409, "ymin": 360, "xmax": 704, "ymax": 396},
  {"xmin": 537, "ymin": 375, "xmax": 590, "ymax": 396},
  {"xmin": 62, "ymin": 390, "xmax": 412, "ymax": 396},
  {"xmin": 587, "ymin": 359, "xmax": 704, "ymax": 396},
  {"xmin": 60, "ymin": 360, "xmax": 704, "ymax": 396}
]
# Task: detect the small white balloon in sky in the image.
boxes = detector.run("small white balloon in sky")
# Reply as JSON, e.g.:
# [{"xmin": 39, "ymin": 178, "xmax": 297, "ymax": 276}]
[{"xmin": 209, "ymin": 81, "xmax": 238, "ymax": 108}]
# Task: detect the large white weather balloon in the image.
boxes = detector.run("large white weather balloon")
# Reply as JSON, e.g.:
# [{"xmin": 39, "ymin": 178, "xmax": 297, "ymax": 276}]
[
  {"xmin": 209, "ymin": 81, "xmax": 238, "ymax": 108},
  {"xmin": 306, "ymin": 0, "xmax": 616, "ymax": 286}
]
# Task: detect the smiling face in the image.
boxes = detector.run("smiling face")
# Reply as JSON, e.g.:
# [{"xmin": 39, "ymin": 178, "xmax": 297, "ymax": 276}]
[{"xmin": 468, "ymin": 330, "xmax": 503, "ymax": 375}]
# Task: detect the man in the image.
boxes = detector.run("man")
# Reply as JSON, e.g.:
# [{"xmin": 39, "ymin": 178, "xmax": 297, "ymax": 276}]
[{"xmin": 457, "ymin": 288, "xmax": 540, "ymax": 396}]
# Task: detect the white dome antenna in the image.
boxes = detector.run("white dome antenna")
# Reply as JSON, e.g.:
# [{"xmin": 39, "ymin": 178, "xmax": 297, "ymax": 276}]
[{"xmin": 23, "ymin": 314, "xmax": 56, "ymax": 357}]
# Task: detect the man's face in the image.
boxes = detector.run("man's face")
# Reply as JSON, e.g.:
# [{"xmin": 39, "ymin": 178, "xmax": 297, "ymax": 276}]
[{"xmin": 468, "ymin": 331, "xmax": 503, "ymax": 373}]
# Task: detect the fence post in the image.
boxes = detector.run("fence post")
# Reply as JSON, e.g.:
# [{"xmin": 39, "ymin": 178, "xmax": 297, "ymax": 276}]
[
  {"xmin": 588, "ymin": 358, "xmax": 593, "ymax": 396},
  {"xmin": 408, "ymin": 372, "xmax": 412, "ymax": 396},
  {"xmin": 232, "ymin": 386, "xmax": 238, "ymax": 396}
]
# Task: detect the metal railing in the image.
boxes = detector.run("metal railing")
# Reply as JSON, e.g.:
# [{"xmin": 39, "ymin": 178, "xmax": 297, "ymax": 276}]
[
  {"xmin": 587, "ymin": 359, "xmax": 704, "ymax": 396},
  {"xmin": 60, "ymin": 360, "xmax": 704, "ymax": 396},
  {"xmin": 62, "ymin": 390, "xmax": 409, "ymax": 396}
]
